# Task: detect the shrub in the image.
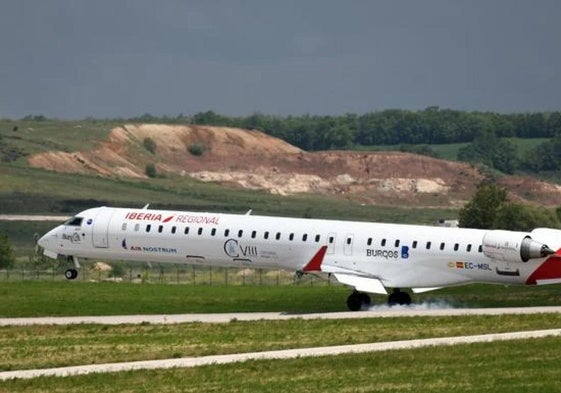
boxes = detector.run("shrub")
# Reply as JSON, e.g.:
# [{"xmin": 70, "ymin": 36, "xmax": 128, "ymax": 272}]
[
  {"xmin": 145, "ymin": 163, "xmax": 157, "ymax": 178},
  {"xmin": 143, "ymin": 137, "xmax": 157, "ymax": 154},
  {"xmin": 188, "ymin": 143, "xmax": 206, "ymax": 156}
]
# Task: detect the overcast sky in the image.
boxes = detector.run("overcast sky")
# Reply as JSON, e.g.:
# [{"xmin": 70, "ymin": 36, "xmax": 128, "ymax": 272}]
[{"xmin": 1, "ymin": 0, "xmax": 560, "ymax": 119}]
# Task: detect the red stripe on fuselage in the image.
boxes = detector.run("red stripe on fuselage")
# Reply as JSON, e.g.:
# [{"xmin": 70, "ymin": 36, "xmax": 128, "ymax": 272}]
[{"xmin": 526, "ymin": 249, "xmax": 561, "ymax": 284}]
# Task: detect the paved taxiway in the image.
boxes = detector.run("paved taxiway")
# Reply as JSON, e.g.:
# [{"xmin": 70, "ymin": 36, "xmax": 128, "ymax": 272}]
[
  {"xmin": 2, "ymin": 307, "xmax": 561, "ymax": 380},
  {"xmin": 2, "ymin": 306, "xmax": 561, "ymax": 326}
]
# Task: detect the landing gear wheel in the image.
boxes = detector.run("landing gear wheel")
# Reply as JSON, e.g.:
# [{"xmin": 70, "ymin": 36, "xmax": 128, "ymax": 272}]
[
  {"xmin": 65, "ymin": 268, "xmax": 78, "ymax": 280},
  {"xmin": 387, "ymin": 289, "xmax": 411, "ymax": 306},
  {"xmin": 346, "ymin": 291, "xmax": 371, "ymax": 311}
]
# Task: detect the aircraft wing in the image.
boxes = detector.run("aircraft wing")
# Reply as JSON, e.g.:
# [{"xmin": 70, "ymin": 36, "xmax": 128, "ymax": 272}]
[{"xmin": 332, "ymin": 273, "xmax": 388, "ymax": 295}]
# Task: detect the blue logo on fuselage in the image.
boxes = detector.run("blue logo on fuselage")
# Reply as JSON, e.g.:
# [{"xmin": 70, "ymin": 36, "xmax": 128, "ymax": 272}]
[{"xmin": 401, "ymin": 245, "xmax": 410, "ymax": 259}]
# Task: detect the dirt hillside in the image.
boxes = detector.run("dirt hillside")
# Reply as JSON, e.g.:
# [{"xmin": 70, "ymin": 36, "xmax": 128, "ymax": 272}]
[{"xmin": 27, "ymin": 124, "xmax": 561, "ymax": 207}]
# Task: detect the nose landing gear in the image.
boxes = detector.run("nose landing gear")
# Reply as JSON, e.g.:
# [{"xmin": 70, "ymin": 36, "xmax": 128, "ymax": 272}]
[
  {"xmin": 64, "ymin": 256, "xmax": 80, "ymax": 280},
  {"xmin": 64, "ymin": 268, "xmax": 79, "ymax": 280}
]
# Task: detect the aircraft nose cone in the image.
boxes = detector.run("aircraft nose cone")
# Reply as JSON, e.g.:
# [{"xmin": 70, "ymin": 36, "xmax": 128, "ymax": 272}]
[
  {"xmin": 37, "ymin": 234, "xmax": 48, "ymax": 249},
  {"xmin": 37, "ymin": 229, "xmax": 59, "ymax": 259}
]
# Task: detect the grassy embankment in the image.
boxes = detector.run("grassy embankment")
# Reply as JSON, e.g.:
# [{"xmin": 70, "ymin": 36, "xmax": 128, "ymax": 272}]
[{"xmin": 359, "ymin": 137, "xmax": 549, "ymax": 161}]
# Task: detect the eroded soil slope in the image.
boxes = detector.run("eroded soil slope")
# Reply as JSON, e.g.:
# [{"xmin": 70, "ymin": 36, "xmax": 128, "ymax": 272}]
[{"xmin": 28, "ymin": 124, "xmax": 561, "ymax": 207}]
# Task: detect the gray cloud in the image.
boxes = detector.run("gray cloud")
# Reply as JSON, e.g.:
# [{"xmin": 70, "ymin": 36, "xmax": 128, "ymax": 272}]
[{"xmin": 1, "ymin": 0, "xmax": 561, "ymax": 118}]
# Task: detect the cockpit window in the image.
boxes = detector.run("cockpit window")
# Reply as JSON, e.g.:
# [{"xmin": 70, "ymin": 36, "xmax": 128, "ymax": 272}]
[{"xmin": 65, "ymin": 217, "xmax": 83, "ymax": 227}]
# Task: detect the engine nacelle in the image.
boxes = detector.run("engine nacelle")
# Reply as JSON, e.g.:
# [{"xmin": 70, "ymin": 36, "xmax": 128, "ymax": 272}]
[{"xmin": 482, "ymin": 230, "xmax": 554, "ymax": 263}]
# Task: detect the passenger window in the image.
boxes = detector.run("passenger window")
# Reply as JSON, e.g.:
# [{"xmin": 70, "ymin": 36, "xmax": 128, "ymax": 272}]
[
  {"xmin": 158, "ymin": 225, "xmax": 163, "ymax": 233},
  {"xmin": 238, "ymin": 230, "xmax": 243, "ymax": 238},
  {"xmin": 146, "ymin": 224, "xmax": 151, "ymax": 233},
  {"xmin": 289, "ymin": 233, "xmax": 294, "ymax": 241},
  {"xmin": 121, "ymin": 223, "xmax": 127, "ymax": 231},
  {"xmin": 211, "ymin": 228, "xmax": 216, "ymax": 236},
  {"xmin": 346, "ymin": 237, "xmax": 352, "ymax": 245},
  {"xmin": 134, "ymin": 223, "xmax": 140, "ymax": 232},
  {"xmin": 381, "ymin": 239, "xmax": 386, "ymax": 246},
  {"xmin": 315, "ymin": 234, "xmax": 321, "ymax": 243},
  {"xmin": 394, "ymin": 239, "xmax": 400, "ymax": 247},
  {"xmin": 171, "ymin": 226, "xmax": 176, "ymax": 234},
  {"xmin": 440, "ymin": 243, "xmax": 445, "ymax": 250},
  {"xmin": 198, "ymin": 228, "xmax": 203, "ymax": 235},
  {"xmin": 467, "ymin": 244, "xmax": 472, "ymax": 252},
  {"xmin": 367, "ymin": 238, "xmax": 372, "ymax": 246},
  {"xmin": 276, "ymin": 232, "xmax": 281, "ymax": 240},
  {"xmin": 302, "ymin": 234, "xmax": 308, "ymax": 242},
  {"xmin": 329, "ymin": 236, "xmax": 334, "ymax": 244},
  {"xmin": 454, "ymin": 243, "xmax": 459, "ymax": 251},
  {"xmin": 251, "ymin": 231, "xmax": 257, "ymax": 239},
  {"xmin": 412, "ymin": 241, "xmax": 418, "ymax": 249},
  {"xmin": 224, "ymin": 229, "xmax": 230, "ymax": 237},
  {"xmin": 184, "ymin": 227, "xmax": 190, "ymax": 235},
  {"xmin": 426, "ymin": 241, "xmax": 431, "ymax": 250},
  {"xmin": 264, "ymin": 231, "xmax": 270, "ymax": 240},
  {"xmin": 478, "ymin": 245, "xmax": 483, "ymax": 253}
]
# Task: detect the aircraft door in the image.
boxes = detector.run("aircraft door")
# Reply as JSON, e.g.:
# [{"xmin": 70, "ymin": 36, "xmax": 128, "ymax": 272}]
[
  {"xmin": 344, "ymin": 234, "xmax": 354, "ymax": 256},
  {"xmin": 92, "ymin": 207, "xmax": 113, "ymax": 248},
  {"xmin": 327, "ymin": 233, "xmax": 337, "ymax": 254}
]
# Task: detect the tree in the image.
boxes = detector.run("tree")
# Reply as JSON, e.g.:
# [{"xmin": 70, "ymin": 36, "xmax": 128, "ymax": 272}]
[
  {"xmin": 458, "ymin": 183, "xmax": 507, "ymax": 229},
  {"xmin": 457, "ymin": 130, "xmax": 519, "ymax": 174},
  {"xmin": 460, "ymin": 183, "xmax": 560, "ymax": 231},
  {"xmin": 0, "ymin": 232, "xmax": 15, "ymax": 269},
  {"xmin": 494, "ymin": 204, "xmax": 560, "ymax": 231}
]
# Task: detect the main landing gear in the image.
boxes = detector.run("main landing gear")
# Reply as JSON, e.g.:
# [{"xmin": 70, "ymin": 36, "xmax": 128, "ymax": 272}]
[
  {"xmin": 64, "ymin": 256, "xmax": 80, "ymax": 280},
  {"xmin": 346, "ymin": 291, "xmax": 371, "ymax": 311},
  {"xmin": 387, "ymin": 289, "xmax": 412, "ymax": 306},
  {"xmin": 346, "ymin": 289, "xmax": 412, "ymax": 311}
]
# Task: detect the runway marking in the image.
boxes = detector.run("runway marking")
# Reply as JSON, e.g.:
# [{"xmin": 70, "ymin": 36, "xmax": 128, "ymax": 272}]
[
  {"xmin": 2, "ymin": 306, "xmax": 561, "ymax": 326},
  {"xmin": 1, "ymin": 329, "xmax": 560, "ymax": 381}
]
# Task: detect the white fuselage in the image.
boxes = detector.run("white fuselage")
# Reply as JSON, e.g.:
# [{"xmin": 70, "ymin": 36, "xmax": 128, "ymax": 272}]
[{"xmin": 38, "ymin": 206, "xmax": 561, "ymax": 293}]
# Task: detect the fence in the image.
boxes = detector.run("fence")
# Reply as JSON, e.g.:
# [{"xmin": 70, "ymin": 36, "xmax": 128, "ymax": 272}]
[{"xmin": 0, "ymin": 263, "xmax": 336, "ymax": 287}]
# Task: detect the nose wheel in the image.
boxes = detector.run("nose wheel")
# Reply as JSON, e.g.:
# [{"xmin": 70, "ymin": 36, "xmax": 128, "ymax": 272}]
[
  {"xmin": 64, "ymin": 256, "xmax": 80, "ymax": 280},
  {"xmin": 64, "ymin": 268, "xmax": 79, "ymax": 280}
]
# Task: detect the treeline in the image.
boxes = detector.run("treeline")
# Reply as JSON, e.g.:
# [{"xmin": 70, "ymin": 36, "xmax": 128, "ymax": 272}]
[
  {"xmin": 13, "ymin": 109, "xmax": 561, "ymax": 174},
  {"xmin": 17, "ymin": 109, "xmax": 561, "ymax": 150},
  {"xmin": 129, "ymin": 108, "xmax": 561, "ymax": 175},
  {"xmin": 126, "ymin": 108, "xmax": 561, "ymax": 151}
]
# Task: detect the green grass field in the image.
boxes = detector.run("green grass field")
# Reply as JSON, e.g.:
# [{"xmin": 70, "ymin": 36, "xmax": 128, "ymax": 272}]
[
  {"xmin": 1, "ymin": 313, "xmax": 560, "ymax": 371},
  {"xmin": 0, "ymin": 281, "xmax": 560, "ymax": 391},
  {"xmin": 0, "ymin": 281, "xmax": 560, "ymax": 318},
  {"xmin": 2, "ymin": 336, "xmax": 560, "ymax": 392}
]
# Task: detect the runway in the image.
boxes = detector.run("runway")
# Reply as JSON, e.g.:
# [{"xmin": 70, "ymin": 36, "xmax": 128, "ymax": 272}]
[
  {"xmin": 2, "ymin": 306, "xmax": 561, "ymax": 380},
  {"xmin": 2, "ymin": 305, "xmax": 561, "ymax": 326}
]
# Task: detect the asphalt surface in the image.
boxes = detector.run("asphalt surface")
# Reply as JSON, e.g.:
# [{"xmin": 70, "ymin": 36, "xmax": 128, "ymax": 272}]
[
  {"xmin": 0, "ymin": 215, "xmax": 69, "ymax": 221},
  {"xmin": 2, "ymin": 306, "xmax": 561, "ymax": 326},
  {"xmin": 2, "ymin": 307, "xmax": 561, "ymax": 380}
]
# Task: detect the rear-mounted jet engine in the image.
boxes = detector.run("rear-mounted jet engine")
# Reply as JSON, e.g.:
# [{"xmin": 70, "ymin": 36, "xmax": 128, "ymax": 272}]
[{"xmin": 482, "ymin": 230, "xmax": 554, "ymax": 263}]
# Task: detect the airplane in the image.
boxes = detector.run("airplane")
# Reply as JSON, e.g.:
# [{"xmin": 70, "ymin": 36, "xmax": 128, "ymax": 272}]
[{"xmin": 38, "ymin": 205, "xmax": 561, "ymax": 311}]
